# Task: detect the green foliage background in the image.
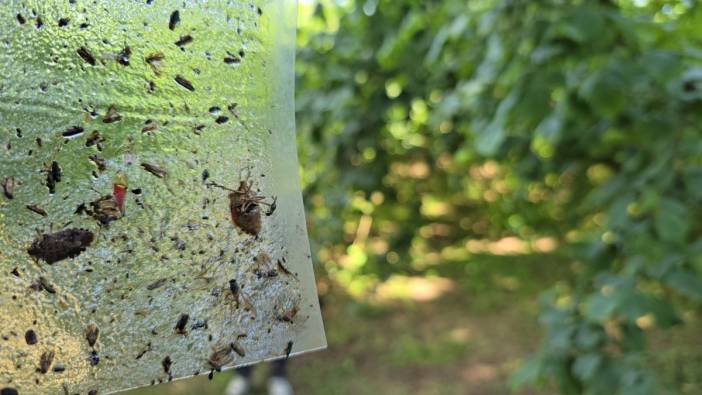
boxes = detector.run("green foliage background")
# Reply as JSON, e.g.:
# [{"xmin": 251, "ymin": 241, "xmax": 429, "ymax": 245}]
[{"xmin": 295, "ymin": 0, "xmax": 702, "ymax": 394}]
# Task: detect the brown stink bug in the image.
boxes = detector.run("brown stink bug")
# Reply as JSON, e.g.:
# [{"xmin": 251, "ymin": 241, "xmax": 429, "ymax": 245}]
[
  {"xmin": 208, "ymin": 178, "xmax": 276, "ymax": 235},
  {"xmin": 28, "ymin": 228, "xmax": 94, "ymax": 264}
]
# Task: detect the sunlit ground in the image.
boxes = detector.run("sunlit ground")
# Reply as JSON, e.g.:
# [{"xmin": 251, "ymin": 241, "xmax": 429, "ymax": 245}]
[{"xmin": 125, "ymin": 249, "xmax": 702, "ymax": 395}]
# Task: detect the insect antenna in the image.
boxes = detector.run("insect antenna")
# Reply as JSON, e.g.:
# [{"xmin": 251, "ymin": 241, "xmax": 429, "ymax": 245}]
[{"xmin": 207, "ymin": 181, "xmax": 235, "ymax": 192}]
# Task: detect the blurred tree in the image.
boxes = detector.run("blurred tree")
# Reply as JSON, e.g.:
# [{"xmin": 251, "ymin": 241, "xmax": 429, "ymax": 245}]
[{"xmin": 296, "ymin": 0, "xmax": 702, "ymax": 393}]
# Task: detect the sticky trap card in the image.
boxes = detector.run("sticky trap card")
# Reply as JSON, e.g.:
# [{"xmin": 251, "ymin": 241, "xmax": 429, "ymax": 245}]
[{"xmin": 0, "ymin": 1, "xmax": 325, "ymax": 394}]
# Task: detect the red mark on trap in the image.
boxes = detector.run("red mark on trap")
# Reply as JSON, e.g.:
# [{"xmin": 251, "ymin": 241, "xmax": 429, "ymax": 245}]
[{"xmin": 113, "ymin": 173, "xmax": 128, "ymax": 214}]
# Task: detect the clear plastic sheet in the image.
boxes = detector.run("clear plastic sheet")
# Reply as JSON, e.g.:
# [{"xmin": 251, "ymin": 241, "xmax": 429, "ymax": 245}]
[{"xmin": 0, "ymin": 1, "xmax": 325, "ymax": 394}]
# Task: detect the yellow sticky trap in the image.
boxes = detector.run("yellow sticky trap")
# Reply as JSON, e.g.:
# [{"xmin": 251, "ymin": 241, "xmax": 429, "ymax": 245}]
[{"xmin": 0, "ymin": 1, "xmax": 325, "ymax": 394}]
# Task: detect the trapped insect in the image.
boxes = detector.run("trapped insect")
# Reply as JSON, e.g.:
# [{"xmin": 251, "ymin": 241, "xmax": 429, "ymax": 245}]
[
  {"xmin": 85, "ymin": 323, "xmax": 99, "ymax": 347},
  {"xmin": 207, "ymin": 336, "xmax": 246, "ymax": 371},
  {"xmin": 1, "ymin": 176, "xmax": 15, "ymax": 199},
  {"xmin": 141, "ymin": 162, "xmax": 167, "ymax": 178},
  {"xmin": 208, "ymin": 178, "xmax": 276, "ymax": 235},
  {"xmin": 284, "ymin": 341, "xmax": 293, "ymax": 359},
  {"xmin": 44, "ymin": 161, "xmax": 62, "ymax": 194},
  {"xmin": 277, "ymin": 305, "xmax": 299, "ymax": 323},
  {"xmin": 226, "ymin": 278, "xmax": 240, "ymax": 305},
  {"xmin": 26, "ymin": 204, "xmax": 47, "ymax": 217},
  {"xmin": 207, "ymin": 345, "xmax": 233, "ymax": 371},
  {"xmin": 86, "ymin": 195, "xmax": 122, "ymax": 225},
  {"xmin": 29, "ymin": 276, "xmax": 56, "ymax": 294},
  {"xmin": 82, "ymin": 175, "xmax": 127, "ymax": 225},
  {"xmin": 25, "ymin": 329, "xmax": 37, "ymax": 345},
  {"xmin": 175, "ymin": 75, "xmax": 194, "ymax": 91},
  {"xmin": 174, "ymin": 314, "xmax": 189, "ymax": 334},
  {"xmin": 162, "ymin": 356, "xmax": 172, "ymax": 374},
  {"xmin": 103, "ymin": 105, "xmax": 122, "ymax": 123},
  {"xmin": 38, "ymin": 350, "xmax": 55, "ymax": 374},
  {"xmin": 77, "ymin": 46, "xmax": 96, "ymax": 65},
  {"xmin": 28, "ymin": 228, "xmax": 94, "ymax": 264}
]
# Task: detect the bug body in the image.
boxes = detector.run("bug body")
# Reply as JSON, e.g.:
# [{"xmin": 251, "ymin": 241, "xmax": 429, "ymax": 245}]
[
  {"xmin": 207, "ymin": 345, "xmax": 233, "ymax": 370},
  {"xmin": 29, "ymin": 276, "xmax": 56, "ymax": 293},
  {"xmin": 88, "ymin": 195, "xmax": 122, "ymax": 225},
  {"xmin": 141, "ymin": 162, "xmax": 167, "ymax": 178},
  {"xmin": 174, "ymin": 314, "xmax": 189, "ymax": 335},
  {"xmin": 26, "ymin": 204, "xmax": 47, "ymax": 216},
  {"xmin": 207, "ymin": 338, "xmax": 246, "ymax": 370},
  {"xmin": 210, "ymin": 179, "xmax": 276, "ymax": 236},
  {"xmin": 25, "ymin": 329, "xmax": 38, "ymax": 345},
  {"xmin": 28, "ymin": 228, "xmax": 94, "ymax": 264},
  {"xmin": 1, "ymin": 177, "xmax": 15, "ymax": 199},
  {"xmin": 284, "ymin": 341, "xmax": 293, "ymax": 359},
  {"xmin": 162, "ymin": 356, "xmax": 172, "ymax": 374},
  {"xmin": 103, "ymin": 106, "xmax": 122, "ymax": 123},
  {"xmin": 85, "ymin": 324, "xmax": 99, "ymax": 347},
  {"xmin": 38, "ymin": 350, "xmax": 55, "ymax": 374},
  {"xmin": 278, "ymin": 305, "xmax": 299, "ymax": 323},
  {"xmin": 228, "ymin": 279, "xmax": 240, "ymax": 308},
  {"xmin": 45, "ymin": 161, "xmax": 62, "ymax": 194}
]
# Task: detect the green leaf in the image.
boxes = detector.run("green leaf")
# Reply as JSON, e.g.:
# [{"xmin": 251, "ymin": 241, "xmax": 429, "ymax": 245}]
[
  {"xmin": 607, "ymin": 194, "xmax": 634, "ymax": 229},
  {"xmin": 647, "ymin": 254, "xmax": 683, "ymax": 279},
  {"xmin": 572, "ymin": 353, "xmax": 602, "ymax": 381},
  {"xmin": 665, "ymin": 270, "xmax": 702, "ymax": 301},
  {"xmin": 684, "ymin": 167, "xmax": 702, "ymax": 199},
  {"xmin": 579, "ymin": 67, "xmax": 627, "ymax": 118},
  {"xmin": 575, "ymin": 325, "xmax": 605, "ymax": 349},
  {"xmin": 551, "ymin": 7, "xmax": 606, "ymax": 44},
  {"xmin": 510, "ymin": 357, "xmax": 543, "ymax": 389},
  {"xmin": 619, "ymin": 292, "xmax": 680, "ymax": 328},
  {"xmin": 619, "ymin": 369, "xmax": 657, "ymax": 395},
  {"xmin": 535, "ymin": 112, "xmax": 564, "ymax": 144},
  {"xmin": 642, "ymin": 51, "xmax": 682, "ymax": 84},
  {"xmin": 654, "ymin": 198, "xmax": 690, "ymax": 244},
  {"xmin": 475, "ymin": 120, "xmax": 505, "ymax": 156},
  {"xmin": 584, "ymin": 293, "xmax": 618, "ymax": 322}
]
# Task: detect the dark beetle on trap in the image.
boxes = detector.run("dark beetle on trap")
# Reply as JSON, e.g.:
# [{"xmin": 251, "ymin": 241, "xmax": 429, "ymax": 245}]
[{"xmin": 28, "ymin": 228, "xmax": 94, "ymax": 264}]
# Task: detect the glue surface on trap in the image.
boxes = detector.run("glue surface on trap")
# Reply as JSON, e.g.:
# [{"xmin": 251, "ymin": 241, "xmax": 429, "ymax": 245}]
[{"xmin": 0, "ymin": 1, "xmax": 325, "ymax": 394}]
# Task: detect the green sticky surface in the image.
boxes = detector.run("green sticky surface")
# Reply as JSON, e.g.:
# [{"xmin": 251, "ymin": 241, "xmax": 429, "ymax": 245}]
[{"xmin": 0, "ymin": 1, "xmax": 326, "ymax": 394}]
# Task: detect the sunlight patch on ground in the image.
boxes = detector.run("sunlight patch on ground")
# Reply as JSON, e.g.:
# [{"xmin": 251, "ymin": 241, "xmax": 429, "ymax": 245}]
[
  {"xmin": 450, "ymin": 327, "xmax": 473, "ymax": 342},
  {"xmin": 465, "ymin": 237, "xmax": 558, "ymax": 255},
  {"xmin": 373, "ymin": 275, "xmax": 455, "ymax": 302},
  {"xmin": 461, "ymin": 363, "xmax": 499, "ymax": 383},
  {"xmin": 492, "ymin": 274, "xmax": 522, "ymax": 291}
]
